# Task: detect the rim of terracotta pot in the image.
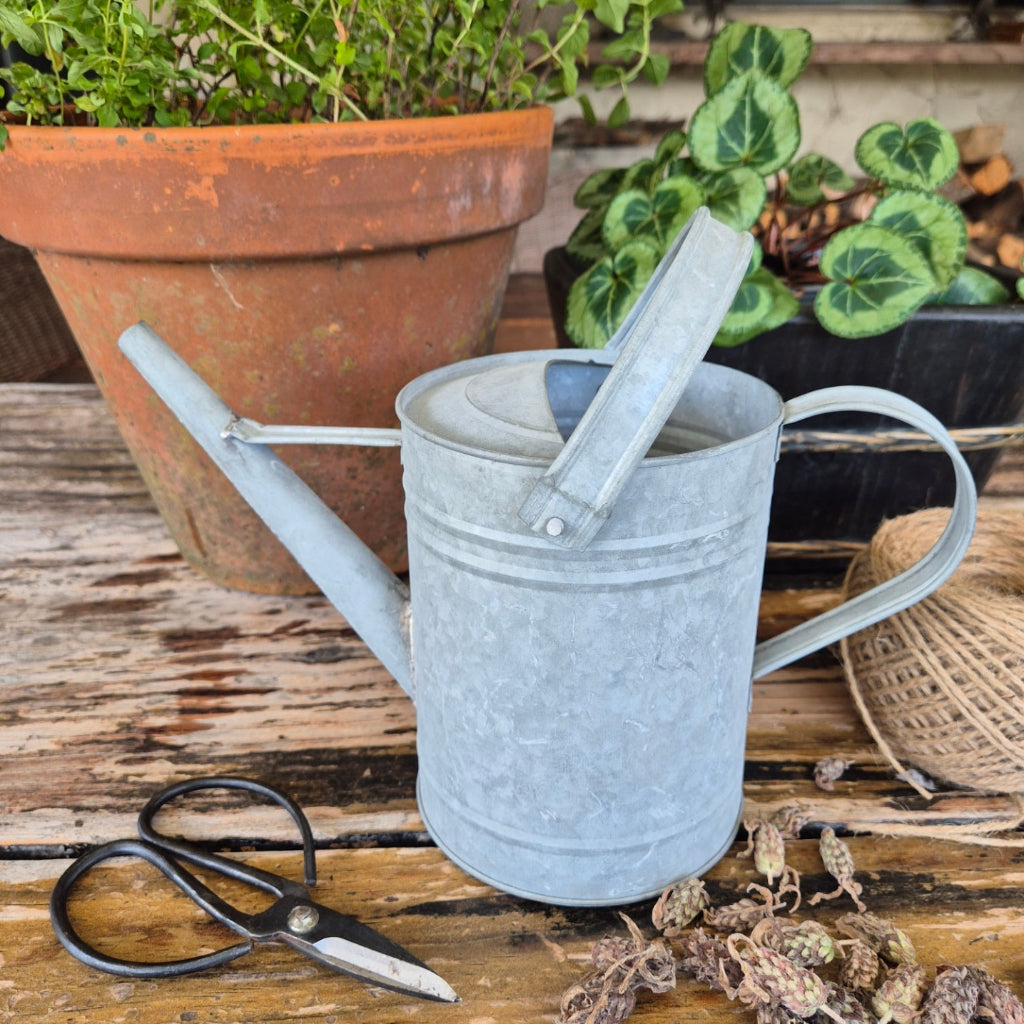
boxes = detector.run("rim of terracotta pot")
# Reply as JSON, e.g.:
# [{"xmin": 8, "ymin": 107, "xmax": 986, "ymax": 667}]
[{"xmin": 0, "ymin": 107, "xmax": 554, "ymax": 260}]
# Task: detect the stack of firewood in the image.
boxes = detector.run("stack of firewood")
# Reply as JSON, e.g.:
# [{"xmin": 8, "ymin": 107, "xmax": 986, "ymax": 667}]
[{"xmin": 948, "ymin": 123, "xmax": 1024, "ymax": 280}]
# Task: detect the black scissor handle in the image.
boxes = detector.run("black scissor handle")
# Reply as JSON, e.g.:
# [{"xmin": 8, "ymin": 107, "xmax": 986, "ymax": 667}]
[
  {"xmin": 51, "ymin": 777, "xmax": 319, "ymax": 978},
  {"xmin": 138, "ymin": 776, "xmax": 317, "ymax": 892},
  {"xmin": 49, "ymin": 838, "xmax": 254, "ymax": 978}
]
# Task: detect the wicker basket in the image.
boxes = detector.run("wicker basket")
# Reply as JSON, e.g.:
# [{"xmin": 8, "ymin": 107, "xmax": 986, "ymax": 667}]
[{"xmin": 0, "ymin": 236, "xmax": 79, "ymax": 381}]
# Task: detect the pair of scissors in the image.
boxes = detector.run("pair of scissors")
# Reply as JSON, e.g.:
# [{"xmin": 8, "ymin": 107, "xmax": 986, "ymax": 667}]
[{"xmin": 49, "ymin": 776, "xmax": 458, "ymax": 1002}]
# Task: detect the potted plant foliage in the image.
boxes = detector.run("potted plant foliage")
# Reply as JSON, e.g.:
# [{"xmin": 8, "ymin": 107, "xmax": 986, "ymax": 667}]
[
  {"xmin": 0, "ymin": 0, "xmax": 679, "ymax": 593},
  {"xmin": 547, "ymin": 21, "xmax": 1024, "ymax": 552}
]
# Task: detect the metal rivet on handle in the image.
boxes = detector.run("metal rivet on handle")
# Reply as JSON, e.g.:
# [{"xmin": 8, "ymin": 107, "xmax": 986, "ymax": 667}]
[
  {"xmin": 545, "ymin": 518, "xmax": 565, "ymax": 537},
  {"xmin": 287, "ymin": 905, "xmax": 320, "ymax": 934}
]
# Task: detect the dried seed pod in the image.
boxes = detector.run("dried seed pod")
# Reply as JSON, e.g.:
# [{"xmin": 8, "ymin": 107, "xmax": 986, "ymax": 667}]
[
  {"xmin": 557, "ymin": 914, "xmax": 676, "ymax": 1023},
  {"xmin": 769, "ymin": 805, "xmax": 812, "ymax": 839},
  {"xmin": 757, "ymin": 1002, "xmax": 805, "ymax": 1024},
  {"xmin": 677, "ymin": 927, "xmax": 742, "ymax": 993},
  {"xmin": 808, "ymin": 827, "xmax": 866, "ymax": 913},
  {"xmin": 967, "ymin": 965, "xmax": 1024, "ymax": 1024},
  {"xmin": 836, "ymin": 912, "xmax": 917, "ymax": 967},
  {"xmin": 704, "ymin": 882, "xmax": 782, "ymax": 932},
  {"xmin": 604, "ymin": 914, "xmax": 676, "ymax": 996},
  {"xmin": 920, "ymin": 965, "xmax": 982, "ymax": 1024},
  {"xmin": 750, "ymin": 919, "xmax": 837, "ymax": 969},
  {"xmin": 742, "ymin": 819, "xmax": 788, "ymax": 885},
  {"xmin": 871, "ymin": 963, "xmax": 929, "ymax": 1024},
  {"xmin": 559, "ymin": 974, "xmax": 637, "ymax": 1024},
  {"xmin": 815, "ymin": 983, "xmax": 872, "ymax": 1024},
  {"xmin": 725, "ymin": 934, "xmax": 845, "ymax": 1023},
  {"xmin": 652, "ymin": 878, "xmax": 710, "ymax": 937},
  {"xmin": 813, "ymin": 757, "xmax": 850, "ymax": 791},
  {"xmin": 774, "ymin": 920, "xmax": 840, "ymax": 968},
  {"xmin": 591, "ymin": 935, "xmax": 634, "ymax": 972},
  {"xmin": 838, "ymin": 937, "xmax": 881, "ymax": 991}
]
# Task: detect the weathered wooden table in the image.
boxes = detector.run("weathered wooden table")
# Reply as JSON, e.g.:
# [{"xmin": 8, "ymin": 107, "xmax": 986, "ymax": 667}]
[{"xmin": 3, "ymin": 281, "xmax": 1024, "ymax": 1022}]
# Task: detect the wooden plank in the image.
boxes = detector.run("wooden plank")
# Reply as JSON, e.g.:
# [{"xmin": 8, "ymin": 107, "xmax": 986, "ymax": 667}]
[
  {"xmin": 3, "ymin": 837, "xmax": 1023, "ymax": 1023},
  {"xmin": 644, "ymin": 40, "xmax": 1024, "ymax": 66}
]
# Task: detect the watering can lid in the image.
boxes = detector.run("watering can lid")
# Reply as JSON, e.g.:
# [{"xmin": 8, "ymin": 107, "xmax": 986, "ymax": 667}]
[{"xmin": 399, "ymin": 208, "xmax": 753, "ymax": 548}]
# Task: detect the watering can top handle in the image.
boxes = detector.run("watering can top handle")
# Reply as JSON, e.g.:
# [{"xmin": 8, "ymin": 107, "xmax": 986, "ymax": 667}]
[
  {"xmin": 518, "ymin": 207, "xmax": 753, "ymax": 551},
  {"xmin": 751, "ymin": 385, "xmax": 978, "ymax": 680}
]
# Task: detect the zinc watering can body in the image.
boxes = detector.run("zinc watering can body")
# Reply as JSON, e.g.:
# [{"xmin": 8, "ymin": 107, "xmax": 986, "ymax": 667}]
[{"xmin": 120, "ymin": 210, "xmax": 977, "ymax": 906}]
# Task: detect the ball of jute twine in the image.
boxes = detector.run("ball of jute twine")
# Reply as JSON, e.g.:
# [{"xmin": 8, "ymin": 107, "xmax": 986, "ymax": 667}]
[{"xmin": 839, "ymin": 508, "xmax": 1024, "ymax": 838}]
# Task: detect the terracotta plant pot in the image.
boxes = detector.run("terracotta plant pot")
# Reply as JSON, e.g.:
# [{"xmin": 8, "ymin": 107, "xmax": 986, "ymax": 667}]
[{"xmin": 0, "ymin": 110, "xmax": 553, "ymax": 592}]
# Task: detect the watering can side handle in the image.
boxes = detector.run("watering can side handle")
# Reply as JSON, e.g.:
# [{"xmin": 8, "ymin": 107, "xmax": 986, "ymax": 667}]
[{"xmin": 750, "ymin": 385, "xmax": 978, "ymax": 680}]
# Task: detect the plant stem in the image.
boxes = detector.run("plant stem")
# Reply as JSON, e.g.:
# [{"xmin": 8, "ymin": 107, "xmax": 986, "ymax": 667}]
[{"xmin": 190, "ymin": 0, "xmax": 368, "ymax": 121}]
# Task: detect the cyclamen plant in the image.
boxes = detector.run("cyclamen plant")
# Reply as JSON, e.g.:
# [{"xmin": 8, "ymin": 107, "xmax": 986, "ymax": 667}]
[
  {"xmin": 564, "ymin": 21, "xmax": 1021, "ymax": 348},
  {"xmin": 0, "ymin": 0, "xmax": 682, "ymax": 144}
]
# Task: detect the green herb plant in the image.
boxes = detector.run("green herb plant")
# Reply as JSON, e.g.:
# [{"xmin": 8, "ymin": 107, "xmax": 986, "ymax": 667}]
[
  {"xmin": 564, "ymin": 21, "xmax": 1017, "ymax": 348},
  {"xmin": 0, "ymin": 0, "xmax": 683, "ymax": 148}
]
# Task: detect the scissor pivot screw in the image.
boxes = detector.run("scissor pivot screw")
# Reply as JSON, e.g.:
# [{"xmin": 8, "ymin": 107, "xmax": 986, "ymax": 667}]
[{"xmin": 287, "ymin": 905, "xmax": 320, "ymax": 934}]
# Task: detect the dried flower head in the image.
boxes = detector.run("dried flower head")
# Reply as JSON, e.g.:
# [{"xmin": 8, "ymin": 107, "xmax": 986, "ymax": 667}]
[
  {"xmin": 556, "ymin": 914, "xmax": 676, "ymax": 1024},
  {"xmin": 967, "ymin": 965, "xmax": 1024, "ymax": 1024},
  {"xmin": 838, "ymin": 937, "xmax": 881, "ymax": 991},
  {"xmin": 813, "ymin": 757, "xmax": 851, "ymax": 792},
  {"xmin": 770, "ymin": 805, "xmax": 813, "ymax": 839},
  {"xmin": 610, "ymin": 914, "xmax": 677, "ymax": 995},
  {"xmin": 817, "ymin": 982, "xmax": 873, "ymax": 1024},
  {"xmin": 871, "ymin": 963, "xmax": 929, "ymax": 1024},
  {"xmin": 704, "ymin": 882, "xmax": 783, "ymax": 933},
  {"xmin": 836, "ymin": 912, "xmax": 917, "ymax": 967},
  {"xmin": 750, "ymin": 918, "xmax": 839, "ymax": 968},
  {"xmin": 756, "ymin": 1002, "xmax": 804, "ymax": 1024},
  {"xmin": 724, "ymin": 934, "xmax": 845, "ymax": 1023},
  {"xmin": 591, "ymin": 935, "xmax": 635, "ymax": 972},
  {"xmin": 652, "ymin": 878, "xmax": 710, "ymax": 937},
  {"xmin": 559, "ymin": 974, "xmax": 637, "ymax": 1024},
  {"xmin": 920, "ymin": 965, "xmax": 982, "ymax": 1024},
  {"xmin": 677, "ymin": 928, "xmax": 742, "ymax": 993},
  {"xmin": 808, "ymin": 827, "xmax": 866, "ymax": 913},
  {"xmin": 742, "ymin": 818, "xmax": 789, "ymax": 886}
]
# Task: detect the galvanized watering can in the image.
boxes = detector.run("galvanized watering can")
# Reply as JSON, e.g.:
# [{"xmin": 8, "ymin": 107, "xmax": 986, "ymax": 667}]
[{"xmin": 119, "ymin": 210, "xmax": 977, "ymax": 906}]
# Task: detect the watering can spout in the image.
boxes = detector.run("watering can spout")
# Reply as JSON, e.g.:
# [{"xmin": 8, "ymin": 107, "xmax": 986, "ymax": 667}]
[{"xmin": 118, "ymin": 322, "xmax": 415, "ymax": 696}]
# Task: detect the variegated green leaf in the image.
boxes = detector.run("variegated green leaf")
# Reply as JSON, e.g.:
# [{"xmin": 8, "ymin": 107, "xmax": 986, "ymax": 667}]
[
  {"xmin": 855, "ymin": 118, "xmax": 959, "ymax": 191},
  {"xmin": 713, "ymin": 267, "xmax": 799, "ymax": 346},
  {"xmin": 665, "ymin": 155, "xmax": 702, "ymax": 179},
  {"xmin": 654, "ymin": 128, "xmax": 687, "ymax": 168},
  {"xmin": 566, "ymin": 205, "xmax": 610, "ymax": 264},
  {"xmin": 703, "ymin": 22, "xmax": 812, "ymax": 96},
  {"xmin": 689, "ymin": 72, "xmax": 800, "ymax": 176},
  {"xmin": 621, "ymin": 157, "xmax": 661, "ymax": 193},
  {"xmin": 603, "ymin": 178, "xmax": 705, "ymax": 252},
  {"xmin": 702, "ymin": 166, "xmax": 767, "ymax": 230},
  {"xmin": 932, "ymin": 267, "xmax": 1011, "ymax": 305},
  {"xmin": 786, "ymin": 153, "xmax": 855, "ymax": 206},
  {"xmin": 815, "ymin": 223, "xmax": 937, "ymax": 338},
  {"xmin": 868, "ymin": 190, "xmax": 967, "ymax": 289},
  {"xmin": 565, "ymin": 241, "xmax": 661, "ymax": 349},
  {"xmin": 573, "ymin": 167, "xmax": 626, "ymax": 209},
  {"xmin": 1018, "ymin": 277, "xmax": 1024, "ymax": 301},
  {"xmin": 602, "ymin": 189, "xmax": 655, "ymax": 250},
  {"xmin": 746, "ymin": 239, "xmax": 764, "ymax": 275}
]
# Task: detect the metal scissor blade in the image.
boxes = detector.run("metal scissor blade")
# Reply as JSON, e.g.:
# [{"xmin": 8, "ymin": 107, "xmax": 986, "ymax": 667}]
[{"xmin": 304, "ymin": 933, "xmax": 458, "ymax": 1002}]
